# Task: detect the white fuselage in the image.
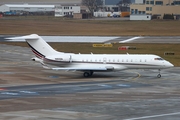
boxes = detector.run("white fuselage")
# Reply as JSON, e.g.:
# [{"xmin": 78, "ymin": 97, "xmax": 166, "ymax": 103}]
[{"xmin": 44, "ymin": 53, "xmax": 174, "ymax": 71}]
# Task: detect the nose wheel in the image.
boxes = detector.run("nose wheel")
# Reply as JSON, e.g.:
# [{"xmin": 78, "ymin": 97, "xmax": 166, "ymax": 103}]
[
  {"xmin": 157, "ymin": 69, "xmax": 161, "ymax": 78},
  {"xmin": 157, "ymin": 74, "xmax": 161, "ymax": 78}
]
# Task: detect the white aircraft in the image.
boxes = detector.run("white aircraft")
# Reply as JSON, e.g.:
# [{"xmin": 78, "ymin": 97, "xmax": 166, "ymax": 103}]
[{"xmin": 7, "ymin": 34, "xmax": 174, "ymax": 78}]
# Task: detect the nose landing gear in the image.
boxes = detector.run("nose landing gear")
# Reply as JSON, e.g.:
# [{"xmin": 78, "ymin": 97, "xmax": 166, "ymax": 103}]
[
  {"xmin": 157, "ymin": 69, "xmax": 161, "ymax": 78},
  {"xmin": 157, "ymin": 74, "xmax": 161, "ymax": 78}
]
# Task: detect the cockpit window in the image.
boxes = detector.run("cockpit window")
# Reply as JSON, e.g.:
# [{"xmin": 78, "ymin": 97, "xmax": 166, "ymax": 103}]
[{"xmin": 154, "ymin": 58, "xmax": 164, "ymax": 60}]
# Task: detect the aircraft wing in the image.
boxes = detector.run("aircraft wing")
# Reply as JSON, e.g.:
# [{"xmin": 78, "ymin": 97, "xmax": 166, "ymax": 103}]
[
  {"xmin": 48, "ymin": 64, "xmax": 127, "ymax": 71},
  {"xmin": 52, "ymin": 67, "xmax": 107, "ymax": 71}
]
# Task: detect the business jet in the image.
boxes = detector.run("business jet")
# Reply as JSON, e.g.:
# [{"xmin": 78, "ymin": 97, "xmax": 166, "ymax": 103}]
[{"xmin": 7, "ymin": 34, "xmax": 174, "ymax": 78}]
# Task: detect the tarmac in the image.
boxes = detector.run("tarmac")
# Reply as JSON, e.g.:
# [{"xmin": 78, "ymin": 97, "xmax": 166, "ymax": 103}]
[
  {"xmin": 0, "ymin": 42, "xmax": 180, "ymax": 120},
  {"xmin": 2, "ymin": 35, "xmax": 180, "ymax": 43}
]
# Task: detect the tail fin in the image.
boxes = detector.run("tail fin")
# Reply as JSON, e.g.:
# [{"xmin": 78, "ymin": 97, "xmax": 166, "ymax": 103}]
[{"xmin": 7, "ymin": 34, "xmax": 60, "ymax": 58}]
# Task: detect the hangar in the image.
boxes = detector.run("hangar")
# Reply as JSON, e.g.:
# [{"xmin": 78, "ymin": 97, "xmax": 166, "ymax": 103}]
[
  {"xmin": 0, "ymin": 4, "xmax": 55, "ymax": 12},
  {"xmin": 0, "ymin": 4, "xmax": 80, "ymax": 16}
]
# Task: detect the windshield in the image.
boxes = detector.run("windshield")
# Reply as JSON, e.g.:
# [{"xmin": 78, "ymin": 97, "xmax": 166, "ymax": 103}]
[{"xmin": 154, "ymin": 58, "xmax": 164, "ymax": 60}]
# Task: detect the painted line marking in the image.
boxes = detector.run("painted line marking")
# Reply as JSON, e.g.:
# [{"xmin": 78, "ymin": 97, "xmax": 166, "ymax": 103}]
[
  {"xmin": 117, "ymin": 84, "xmax": 130, "ymax": 87},
  {"xmin": 1, "ymin": 92, "xmax": 19, "ymax": 95},
  {"xmin": 127, "ymin": 70, "xmax": 141, "ymax": 80},
  {"xmin": 0, "ymin": 90, "xmax": 39, "ymax": 96},
  {"xmin": 3, "ymin": 113, "xmax": 37, "ymax": 118},
  {"xmin": 132, "ymin": 72, "xmax": 141, "ymax": 80},
  {"xmin": 7, "ymin": 36, "xmax": 119, "ymax": 43},
  {"xmin": 19, "ymin": 91, "xmax": 38, "ymax": 94},
  {"xmin": 98, "ymin": 84, "xmax": 112, "ymax": 88},
  {"xmin": 119, "ymin": 37, "xmax": 143, "ymax": 43},
  {"xmin": 124, "ymin": 112, "xmax": 180, "ymax": 120},
  {"xmin": 0, "ymin": 72, "xmax": 14, "ymax": 74}
]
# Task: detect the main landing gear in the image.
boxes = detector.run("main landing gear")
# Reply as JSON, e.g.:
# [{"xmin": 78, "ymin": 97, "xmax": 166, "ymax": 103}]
[
  {"xmin": 157, "ymin": 69, "xmax": 161, "ymax": 78},
  {"xmin": 83, "ymin": 71, "xmax": 93, "ymax": 77}
]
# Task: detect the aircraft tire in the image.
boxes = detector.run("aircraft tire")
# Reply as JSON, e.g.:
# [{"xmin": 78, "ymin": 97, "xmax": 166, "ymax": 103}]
[
  {"xmin": 84, "ymin": 72, "xmax": 90, "ymax": 77},
  {"xmin": 157, "ymin": 74, "xmax": 161, "ymax": 78}
]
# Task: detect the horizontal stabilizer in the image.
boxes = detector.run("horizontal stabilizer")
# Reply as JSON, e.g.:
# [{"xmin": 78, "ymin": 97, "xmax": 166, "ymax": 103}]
[{"xmin": 6, "ymin": 34, "xmax": 39, "ymax": 40}]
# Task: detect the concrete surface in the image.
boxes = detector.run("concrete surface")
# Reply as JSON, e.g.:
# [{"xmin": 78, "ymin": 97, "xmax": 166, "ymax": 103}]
[
  {"xmin": 2, "ymin": 35, "xmax": 180, "ymax": 43},
  {"xmin": 0, "ymin": 44, "xmax": 180, "ymax": 120}
]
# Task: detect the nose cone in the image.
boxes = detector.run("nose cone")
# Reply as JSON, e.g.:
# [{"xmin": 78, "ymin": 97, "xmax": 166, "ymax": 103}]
[
  {"xmin": 169, "ymin": 63, "xmax": 174, "ymax": 67},
  {"xmin": 165, "ymin": 61, "xmax": 174, "ymax": 68}
]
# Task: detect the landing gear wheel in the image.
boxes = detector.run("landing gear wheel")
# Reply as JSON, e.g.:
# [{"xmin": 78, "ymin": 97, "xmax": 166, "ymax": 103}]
[
  {"xmin": 157, "ymin": 74, "xmax": 161, "ymax": 78},
  {"xmin": 83, "ymin": 71, "xmax": 94, "ymax": 77},
  {"xmin": 83, "ymin": 72, "xmax": 90, "ymax": 77}
]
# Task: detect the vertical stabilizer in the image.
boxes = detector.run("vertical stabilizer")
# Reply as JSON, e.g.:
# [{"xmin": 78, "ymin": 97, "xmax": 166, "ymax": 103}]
[{"xmin": 7, "ymin": 34, "xmax": 60, "ymax": 58}]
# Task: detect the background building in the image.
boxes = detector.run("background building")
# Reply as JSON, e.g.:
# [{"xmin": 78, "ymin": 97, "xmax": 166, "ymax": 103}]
[
  {"xmin": 0, "ymin": 4, "xmax": 80, "ymax": 16},
  {"xmin": 130, "ymin": 0, "xmax": 180, "ymax": 19},
  {"xmin": 0, "ymin": 4, "xmax": 55, "ymax": 15},
  {"xmin": 101, "ymin": 0, "xmax": 121, "ymax": 12},
  {"xmin": 55, "ymin": 5, "xmax": 80, "ymax": 17},
  {"xmin": 103, "ymin": 0, "xmax": 120, "ymax": 5},
  {"xmin": 0, "ymin": 0, "xmax": 81, "ymax": 5}
]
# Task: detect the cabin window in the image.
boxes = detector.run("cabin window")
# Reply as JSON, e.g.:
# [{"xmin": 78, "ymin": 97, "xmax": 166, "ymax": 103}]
[
  {"xmin": 122, "ymin": 59, "xmax": 124, "ymax": 62},
  {"xmin": 131, "ymin": 59, "xmax": 133, "ymax": 62}
]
